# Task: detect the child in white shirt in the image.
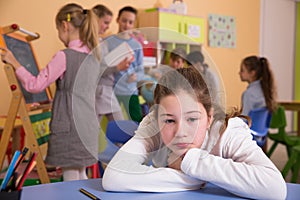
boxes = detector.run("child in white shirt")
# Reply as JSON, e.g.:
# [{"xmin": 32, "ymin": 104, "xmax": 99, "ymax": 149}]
[{"xmin": 103, "ymin": 67, "xmax": 286, "ymax": 199}]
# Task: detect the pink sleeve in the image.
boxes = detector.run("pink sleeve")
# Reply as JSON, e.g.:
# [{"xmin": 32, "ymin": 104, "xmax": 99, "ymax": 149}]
[{"xmin": 15, "ymin": 51, "xmax": 66, "ymax": 93}]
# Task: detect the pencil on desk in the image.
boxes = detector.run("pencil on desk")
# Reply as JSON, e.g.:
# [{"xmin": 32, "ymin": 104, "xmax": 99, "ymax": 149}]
[{"xmin": 79, "ymin": 188, "xmax": 101, "ymax": 200}]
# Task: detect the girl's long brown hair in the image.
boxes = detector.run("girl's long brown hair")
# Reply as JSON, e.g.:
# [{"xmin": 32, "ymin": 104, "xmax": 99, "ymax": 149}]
[
  {"xmin": 154, "ymin": 67, "xmax": 244, "ymax": 133},
  {"xmin": 241, "ymin": 56, "xmax": 277, "ymax": 112}
]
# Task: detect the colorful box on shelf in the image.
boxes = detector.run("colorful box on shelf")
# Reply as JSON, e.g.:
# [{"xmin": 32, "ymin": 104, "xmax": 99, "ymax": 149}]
[
  {"xmin": 143, "ymin": 56, "xmax": 157, "ymax": 67},
  {"xmin": 139, "ymin": 9, "xmax": 204, "ymax": 44},
  {"xmin": 145, "ymin": 7, "xmax": 176, "ymax": 13}
]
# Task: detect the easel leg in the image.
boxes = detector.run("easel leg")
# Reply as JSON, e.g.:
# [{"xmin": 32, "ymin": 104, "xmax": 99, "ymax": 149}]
[
  {"xmin": 0, "ymin": 91, "xmax": 21, "ymax": 170},
  {"xmin": 18, "ymin": 99, "xmax": 50, "ymax": 183}
]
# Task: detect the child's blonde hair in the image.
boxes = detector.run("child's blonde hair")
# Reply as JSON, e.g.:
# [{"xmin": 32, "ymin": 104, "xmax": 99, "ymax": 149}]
[
  {"xmin": 93, "ymin": 4, "xmax": 113, "ymax": 18},
  {"xmin": 55, "ymin": 3, "xmax": 100, "ymax": 59}
]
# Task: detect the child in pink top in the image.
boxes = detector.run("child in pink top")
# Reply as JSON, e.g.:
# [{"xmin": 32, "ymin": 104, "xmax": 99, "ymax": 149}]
[{"xmin": 1, "ymin": 3, "xmax": 101, "ymax": 181}]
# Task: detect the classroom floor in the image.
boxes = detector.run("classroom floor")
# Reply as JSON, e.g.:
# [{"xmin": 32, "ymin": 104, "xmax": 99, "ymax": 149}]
[{"xmin": 267, "ymin": 138, "xmax": 300, "ymax": 184}]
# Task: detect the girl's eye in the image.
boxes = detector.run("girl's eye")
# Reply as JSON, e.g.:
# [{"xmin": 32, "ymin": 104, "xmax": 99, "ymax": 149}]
[
  {"xmin": 187, "ymin": 117, "xmax": 199, "ymax": 122},
  {"xmin": 164, "ymin": 119, "xmax": 175, "ymax": 124}
]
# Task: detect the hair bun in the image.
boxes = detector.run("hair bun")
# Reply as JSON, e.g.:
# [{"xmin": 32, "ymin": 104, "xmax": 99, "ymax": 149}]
[
  {"xmin": 259, "ymin": 57, "xmax": 266, "ymax": 63},
  {"xmin": 83, "ymin": 9, "xmax": 88, "ymax": 14}
]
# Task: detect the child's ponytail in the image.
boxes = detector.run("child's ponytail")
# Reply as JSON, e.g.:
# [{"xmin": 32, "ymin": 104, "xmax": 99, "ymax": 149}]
[
  {"xmin": 55, "ymin": 3, "xmax": 100, "ymax": 60},
  {"xmin": 80, "ymin": 9, "xmax": 100, "ymax": 60}
]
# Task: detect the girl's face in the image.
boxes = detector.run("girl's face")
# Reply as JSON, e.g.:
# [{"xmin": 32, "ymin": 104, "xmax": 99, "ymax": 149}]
[
  {"xmin": 98, "ymin": 14, "xmax": 112, "ymax": 35},
  {"xmin": 239, "ymin": 64, "xmax": 255, "ymax": 83},
  {"xmin": 157, "ymin": 91, "xmax": 212, "ymax": 156},
  {"xmin": 117, "ymin": 11, "xmax": 136, "ymax": 33}
]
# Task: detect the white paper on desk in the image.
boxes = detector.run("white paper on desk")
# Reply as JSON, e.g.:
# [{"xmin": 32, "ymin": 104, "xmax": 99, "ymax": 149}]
[{"xmin": 104, "ymin": 42, "xmax": 134, "ymax": 66}]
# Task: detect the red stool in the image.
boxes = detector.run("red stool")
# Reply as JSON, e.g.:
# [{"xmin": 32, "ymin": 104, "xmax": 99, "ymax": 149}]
[{"xmin": 87, "ymin": 163, "xmax": 100, "ymax": 178}]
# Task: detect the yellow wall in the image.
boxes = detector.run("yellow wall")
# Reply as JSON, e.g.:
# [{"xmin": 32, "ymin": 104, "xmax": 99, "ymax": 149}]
[{"xmin": 0, "ymin": 0, "xmax": 259, "ymax": 115}]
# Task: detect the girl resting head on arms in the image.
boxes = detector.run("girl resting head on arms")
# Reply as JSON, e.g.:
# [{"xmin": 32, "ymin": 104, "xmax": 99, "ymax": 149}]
[{"xmin": 103, "ymin": 67, "xmax": 286, "ymax": 200}]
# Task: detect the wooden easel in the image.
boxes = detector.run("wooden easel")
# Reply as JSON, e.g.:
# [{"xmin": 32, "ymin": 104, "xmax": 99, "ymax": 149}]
[{"xmin": 0, "ymin": 24, "xmax": 52, "ymax": 183}]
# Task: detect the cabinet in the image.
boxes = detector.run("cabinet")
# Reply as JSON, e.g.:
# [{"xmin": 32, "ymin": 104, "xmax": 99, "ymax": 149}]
[
  {"xmin": 138, "ymin": 8, "xmax": 205, "ymax": 44},
  {"xmin": 138, "ymin": 8, "xmax": 204, "ymax": 65}
]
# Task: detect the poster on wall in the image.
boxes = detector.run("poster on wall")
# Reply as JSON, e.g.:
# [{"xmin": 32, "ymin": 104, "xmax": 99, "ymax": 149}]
[{"xmin": 208, "ymin": 14, "xmax": 236, "ymax": 48}]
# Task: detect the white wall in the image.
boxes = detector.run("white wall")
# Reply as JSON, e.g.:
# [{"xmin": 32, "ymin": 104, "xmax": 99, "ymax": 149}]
[{"xmin": 260, "ymin": 0, "xmax": 296, "ymax": 131}]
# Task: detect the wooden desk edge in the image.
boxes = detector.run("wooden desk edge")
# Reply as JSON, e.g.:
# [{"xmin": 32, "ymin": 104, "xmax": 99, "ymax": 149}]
[{"xmin": 278, "ymin": 101, "xmax": 300, "ymax": 111}]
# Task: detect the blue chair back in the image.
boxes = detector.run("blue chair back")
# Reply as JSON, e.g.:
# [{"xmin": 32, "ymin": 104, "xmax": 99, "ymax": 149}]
[
  {"xmin": 248, "ymin": 107, "xmax": 272, "ymax": 147},
  {"xmin": 106, "ymin": 120, "xmax": 139, "ymax": 144}
]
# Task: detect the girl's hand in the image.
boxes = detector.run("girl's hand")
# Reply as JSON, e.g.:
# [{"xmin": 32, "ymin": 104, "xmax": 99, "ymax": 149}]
[
  {"xmin": 117, "ymin": 57, "xmax": 131, "ymax": 71},
  {"xmin": 127, "ymin": 73, "xmax": 137, "ymax": 83},
  {"xmin": 0, "ymin": 47, "xmax": 21, "ymax": 69},
  {"xmin": 168, "ymin": 144, "xmax": 199, "ymax": 171},
  {"xmin": 167, "ymin": 152, "xmax": 185, "ymax": 171}
]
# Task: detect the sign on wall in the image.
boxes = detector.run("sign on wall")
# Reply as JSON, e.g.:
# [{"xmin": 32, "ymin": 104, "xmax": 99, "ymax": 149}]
[{"xmin": 208, "ymin": 14, "xmax": 236, "ymax": 48}]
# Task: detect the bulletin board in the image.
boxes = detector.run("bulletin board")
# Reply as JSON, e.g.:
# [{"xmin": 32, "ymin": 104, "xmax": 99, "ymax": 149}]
[{"xmin": 208, "ymin": 14, "xmax": 236, "ymax": 48}]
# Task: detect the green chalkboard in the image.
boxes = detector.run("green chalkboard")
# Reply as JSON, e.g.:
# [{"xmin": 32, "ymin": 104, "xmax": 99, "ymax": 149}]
[{"xmin": 3, "ymin": 34, "xmax": 49, "ymax": 104}]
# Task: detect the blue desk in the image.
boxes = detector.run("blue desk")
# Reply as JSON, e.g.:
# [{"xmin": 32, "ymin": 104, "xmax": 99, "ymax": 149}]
[{"xmin": 21, "ymin": 178, "xmax": 300, "ymax": 200}]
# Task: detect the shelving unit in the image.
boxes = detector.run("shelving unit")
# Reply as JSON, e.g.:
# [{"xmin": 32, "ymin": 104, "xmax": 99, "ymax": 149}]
[{"xmin": 138, "ymin": 8, "xmax": 204, "ymax": 65}]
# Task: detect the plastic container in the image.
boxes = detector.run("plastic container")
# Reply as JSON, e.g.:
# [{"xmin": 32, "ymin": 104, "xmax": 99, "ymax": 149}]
[
  {"xmin": 169, "ymin": 0, "xmax": 187, "ymax": 15},
  {"xmin": 0, "ymin": 190, "xmax": 22, "ymax": 200}
]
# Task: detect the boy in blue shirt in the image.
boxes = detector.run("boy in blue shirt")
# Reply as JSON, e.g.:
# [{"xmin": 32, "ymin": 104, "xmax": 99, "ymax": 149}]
[{"xmin": 106, "ymin": 6, "xmax": 144, "ymax": 122}]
